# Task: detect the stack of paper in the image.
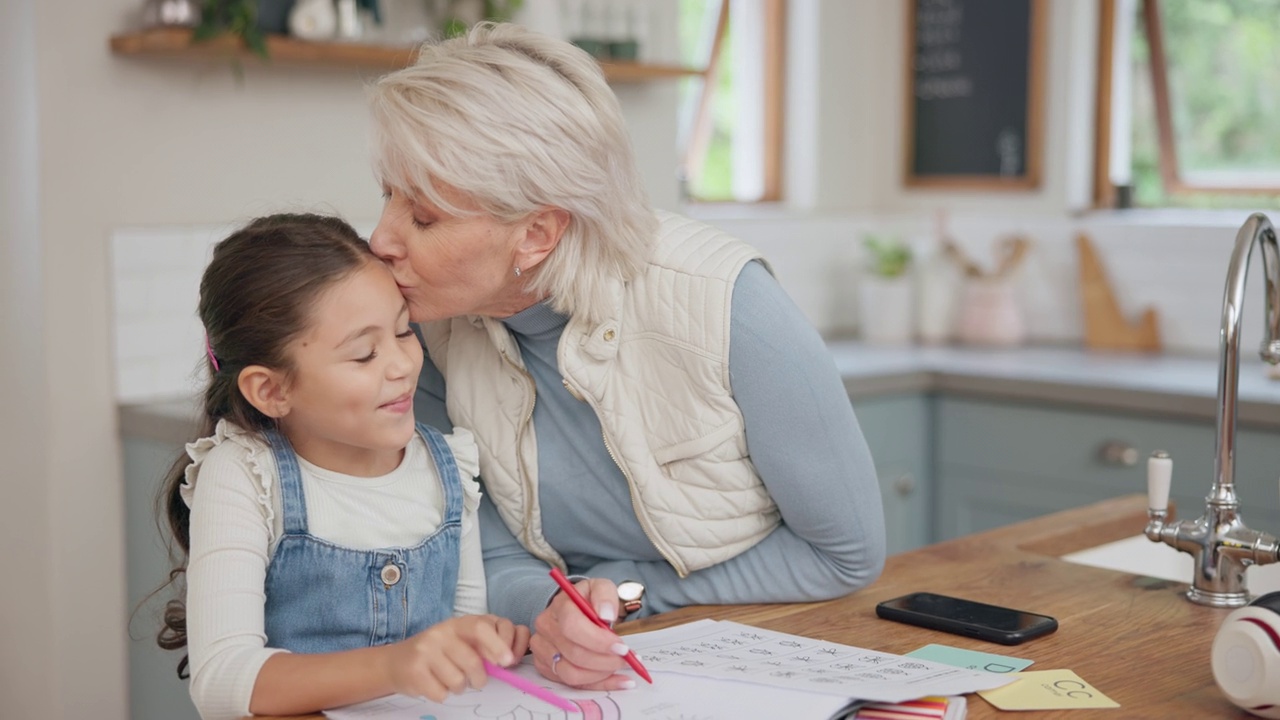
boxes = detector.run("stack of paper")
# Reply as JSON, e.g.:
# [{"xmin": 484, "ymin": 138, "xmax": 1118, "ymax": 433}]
[{"xmin": 852, "ymin": 695, "xmax": 967, "ymax": 720}]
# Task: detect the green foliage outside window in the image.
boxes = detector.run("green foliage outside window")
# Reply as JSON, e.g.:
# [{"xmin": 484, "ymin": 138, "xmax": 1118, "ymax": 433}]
[
  {"xmin": 1130, "ymin": 0, "xmax": 1280, "ymax": 209},
  {"xmin": 678, "ymin": 0, "xmax": 735, "ymax": 202}
]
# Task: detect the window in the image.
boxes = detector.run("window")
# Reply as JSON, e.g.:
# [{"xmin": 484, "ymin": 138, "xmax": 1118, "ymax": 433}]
[
  {"xmin": 1097, "ymin": 0, "xmax": 1280, "ymax": 209},
  {"xmin": 677, "ymin": 0, "xmax": 785, "ymax": 203}
]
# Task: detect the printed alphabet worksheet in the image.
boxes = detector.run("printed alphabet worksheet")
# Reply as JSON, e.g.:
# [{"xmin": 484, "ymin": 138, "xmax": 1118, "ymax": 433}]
[
  {"xmin": 325, "ymin": 619, "xmax": 1012, "ymax": 720},
  {"xmin": 628, "ymin": 619, "xmax": 1011, "ymax": 702}
]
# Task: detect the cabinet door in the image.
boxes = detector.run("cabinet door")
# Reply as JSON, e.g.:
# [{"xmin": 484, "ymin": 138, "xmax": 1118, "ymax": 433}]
[
  {"xmin": 123, "ymin": 437, "xmax": 201, "ymax": 720},
  {"xmin": 851, "ymin": 393, "xmax": 932, "ymax": 554},
  {"xmin": 1233, "ymin": 427, "xmax": 1280, "ymax": 532},
  {"xmin": 934, "ymin": 397, "xmax": 1229, "ymax": 541}
]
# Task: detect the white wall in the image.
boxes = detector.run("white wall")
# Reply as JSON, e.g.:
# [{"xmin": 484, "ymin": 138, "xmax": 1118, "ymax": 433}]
[
  {"xmin": 787, "ymin": 0, "xmax": 1096, "ymax": 214},
  {"xmin": 0, "ymin": 0, "xmax": 56, "ymax": 717}
]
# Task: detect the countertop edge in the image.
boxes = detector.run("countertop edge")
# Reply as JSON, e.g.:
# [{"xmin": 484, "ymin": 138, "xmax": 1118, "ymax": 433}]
[
  {"xmin": 845, "ymin": 369, "xmax": 1279, "ymax": 427},
  {"xmin": 119, "ymin": 401, "xmax": 203, "ymax": 447}
]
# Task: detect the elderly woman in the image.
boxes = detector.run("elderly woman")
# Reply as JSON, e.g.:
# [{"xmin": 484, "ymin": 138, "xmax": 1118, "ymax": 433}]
[{"xmin": 366, "ymin": 23, "xmax": 885, "ymax": 691}]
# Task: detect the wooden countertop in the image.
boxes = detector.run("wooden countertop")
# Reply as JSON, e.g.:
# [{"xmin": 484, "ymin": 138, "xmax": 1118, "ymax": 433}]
[{"xmin": 253, "ymin": 495, "xmax": 1251, "ymax": 719}]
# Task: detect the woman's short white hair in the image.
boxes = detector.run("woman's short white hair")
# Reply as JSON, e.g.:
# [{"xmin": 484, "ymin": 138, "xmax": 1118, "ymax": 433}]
[{"xmin": 368, "ymin": 22, "xmax": 658, "ymax": 324}]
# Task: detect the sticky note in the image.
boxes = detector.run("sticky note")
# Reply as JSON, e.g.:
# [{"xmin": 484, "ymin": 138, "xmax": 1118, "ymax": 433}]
[
  {"xmin": 906, "ymin": 644, "xmax": 1034, "ymax": 674},
  {"xmin": 977, "ymin": 669, "xmax": 1119, "ymax": 710}
]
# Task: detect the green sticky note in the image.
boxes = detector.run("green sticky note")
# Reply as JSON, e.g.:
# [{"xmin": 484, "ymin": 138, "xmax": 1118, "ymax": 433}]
[{"xmin": 906, "ymin": 643, "xmax": 1034, "ymax": 674}]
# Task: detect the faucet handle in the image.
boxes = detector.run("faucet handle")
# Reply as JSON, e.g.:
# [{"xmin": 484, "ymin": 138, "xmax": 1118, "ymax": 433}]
[{"xmin": 1148, "ymin": 451, "xmax": 1172, "ymax": 514}]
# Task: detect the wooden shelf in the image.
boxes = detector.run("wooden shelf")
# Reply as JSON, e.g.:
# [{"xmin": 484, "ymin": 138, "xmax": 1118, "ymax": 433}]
[{"xmin": 108, "ymin": 28, "xmax": 703, "ymax": 82}]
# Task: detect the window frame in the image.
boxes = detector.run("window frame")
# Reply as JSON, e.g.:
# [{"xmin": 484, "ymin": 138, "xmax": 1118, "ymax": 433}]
[
  {"xmin": 680, "ymin": 0, "xmax": 786, "ymax": 204},
  {"xmin": 1095, "ymin": 0, "xmax": 1280, "ymax": 208}
]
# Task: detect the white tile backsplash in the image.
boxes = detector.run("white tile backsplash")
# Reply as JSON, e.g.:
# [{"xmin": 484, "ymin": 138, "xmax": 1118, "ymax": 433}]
[
  {"xmin": 110, "ymin": 220, "xmax": 378, "ymax": 402},
  {"xmin": 109, "ymin": 211, "xmax": 1273, "ymax": 402},
  {"xmin": 702, "ymin": 209, "xmax": 1270, "ymax": 358},
  {"xmin": 110, "ymin": 225, "xmax": 228, "ymax": 402}
]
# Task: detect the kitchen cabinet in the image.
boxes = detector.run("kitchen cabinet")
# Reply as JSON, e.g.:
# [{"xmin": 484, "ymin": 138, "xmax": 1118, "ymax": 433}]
[
  {"xmin": 850, "ymin": 393, "xmax": 933, "ymax": 555},
  {"xmin": 123, "ymin": 436, "xmax": 200, "ymax": 720},
  {"xmin": 932, "ymin": 395, "xmax": 1280, "ymax": 542}
]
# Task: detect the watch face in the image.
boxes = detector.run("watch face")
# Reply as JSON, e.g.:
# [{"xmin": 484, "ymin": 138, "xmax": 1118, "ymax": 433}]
[{"xmin": 618, "ymin": 580, "xmax": 644, "ymax": 602}]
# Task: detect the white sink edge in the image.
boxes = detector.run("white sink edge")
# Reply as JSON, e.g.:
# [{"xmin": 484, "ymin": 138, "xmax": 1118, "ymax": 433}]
[{"xmin": 1060, "ymin": 535, "xmax": 1280, "ymax": 596}]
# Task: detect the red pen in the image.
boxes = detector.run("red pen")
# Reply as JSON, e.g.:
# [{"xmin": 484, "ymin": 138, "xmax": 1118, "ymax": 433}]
[{"xmin": 549, "ymin": 567, "xmax": 654, "ymax": 684}]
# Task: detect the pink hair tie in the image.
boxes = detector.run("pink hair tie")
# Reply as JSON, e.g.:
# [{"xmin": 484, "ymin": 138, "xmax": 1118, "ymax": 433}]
[{"xmin": 205, "ymin": 332, "xmax": 221, "ymax": 373}]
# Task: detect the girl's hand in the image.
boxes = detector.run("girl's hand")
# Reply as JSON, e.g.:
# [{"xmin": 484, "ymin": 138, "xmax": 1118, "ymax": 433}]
[
  {"xmin": 530, "ymin": 577, "xmax": 634, "ymax": 690},
  {"xmin": 383, "ymin": 614, "xmax": 528, "ymax": 702}
]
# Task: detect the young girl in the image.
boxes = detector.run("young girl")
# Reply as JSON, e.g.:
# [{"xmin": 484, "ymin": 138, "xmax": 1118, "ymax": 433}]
[{"xmin": 156, "ymin": 214, "xmax": 528, "ymax": 720}]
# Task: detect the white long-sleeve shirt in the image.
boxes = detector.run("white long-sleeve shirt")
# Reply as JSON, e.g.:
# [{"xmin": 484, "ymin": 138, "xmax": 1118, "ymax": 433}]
[{"xmin": 180, "ymin": 420, "xmax": 486, "ymax": 720}]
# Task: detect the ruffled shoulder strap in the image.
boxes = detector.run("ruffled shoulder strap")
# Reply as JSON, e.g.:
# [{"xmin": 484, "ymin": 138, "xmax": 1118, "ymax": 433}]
[
  {"xmin": 442, "ymin": 426, "xmax": 484, "ymax": 517},
  {"xmin": 179, "ymin": 420, "xmax": 276, "ymax": 530},
  {"xmin": 442, "ymin": 426, "xmax": 480, "ymax": 481}
]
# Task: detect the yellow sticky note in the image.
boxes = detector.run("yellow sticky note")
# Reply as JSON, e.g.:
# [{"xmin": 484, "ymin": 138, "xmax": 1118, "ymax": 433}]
[{"xmin": 977, "ymin": 669, "xmax": 1119, "ymax": 710}]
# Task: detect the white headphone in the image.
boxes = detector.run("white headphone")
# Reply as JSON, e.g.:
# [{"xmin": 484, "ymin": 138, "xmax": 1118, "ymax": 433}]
[{"xmin": 1212, "ymin": 591, "xmax": 1280, "ymax": 719}]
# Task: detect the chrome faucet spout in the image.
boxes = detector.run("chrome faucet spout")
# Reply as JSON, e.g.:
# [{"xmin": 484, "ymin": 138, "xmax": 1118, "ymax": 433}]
[
  {"xmin": 1214, "ymin": 214, "xmax": 1280, "ymax": 502},
  {"xmin": 1145, "ymin": 213, "xmax": 1280, "ymax": 608}
]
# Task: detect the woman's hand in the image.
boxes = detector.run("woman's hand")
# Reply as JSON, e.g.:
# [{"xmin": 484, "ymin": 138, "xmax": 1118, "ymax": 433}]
[
  {"xmin": 383, "ymin": 614, "xmax": 531, "ymax": 702},
  {"xmin": 530, "ymin": 577, "xmax": 635, "ymax": 690}
]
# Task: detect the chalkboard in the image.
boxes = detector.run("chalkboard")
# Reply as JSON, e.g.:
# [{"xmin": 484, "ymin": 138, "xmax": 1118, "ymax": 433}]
[{"xmin": 904, "ymin": 0, "xmax": 1046, "ymax": 189}]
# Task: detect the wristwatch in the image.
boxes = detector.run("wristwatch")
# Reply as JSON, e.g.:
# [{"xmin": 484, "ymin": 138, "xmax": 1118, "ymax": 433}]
[{"xmin": 618, "ymin": 580, "xmax": 646, "ymax": 617}]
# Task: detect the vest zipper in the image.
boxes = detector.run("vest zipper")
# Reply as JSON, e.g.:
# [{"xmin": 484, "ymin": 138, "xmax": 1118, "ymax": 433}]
[
  {"xmin": 501, "ymin": 349, "xmax": 561, "ymax": 568},
  {"xmin": 567, "ymin": 376, "xmax": 689, "ymax": 578}
]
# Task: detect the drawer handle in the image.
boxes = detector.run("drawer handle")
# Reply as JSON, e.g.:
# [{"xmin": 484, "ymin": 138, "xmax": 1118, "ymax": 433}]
[
  {"xmin": 1098, "ymin": 441, "xmax": 1139, "ymax": 467},
  {"xmin": 892, "ymin": 473, "xmax": 916, "ymax": 496}
]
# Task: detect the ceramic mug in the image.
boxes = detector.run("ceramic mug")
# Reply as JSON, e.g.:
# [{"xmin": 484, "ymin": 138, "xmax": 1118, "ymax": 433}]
[{"xmin": 1212, "ymin": 590, "xmax": 1280, "ymax": 718}]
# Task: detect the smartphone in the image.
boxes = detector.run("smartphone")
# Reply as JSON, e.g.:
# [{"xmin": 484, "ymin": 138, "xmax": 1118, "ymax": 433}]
[{"xmin": 875, "ymin": 591, "xmax": 1058, "ymax": 645}]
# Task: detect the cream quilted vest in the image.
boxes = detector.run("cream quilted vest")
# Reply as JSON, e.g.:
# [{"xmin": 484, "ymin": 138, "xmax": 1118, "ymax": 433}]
[{"xmin": 421, "ymin": 212, "xmax": 781, "ymax": 577}]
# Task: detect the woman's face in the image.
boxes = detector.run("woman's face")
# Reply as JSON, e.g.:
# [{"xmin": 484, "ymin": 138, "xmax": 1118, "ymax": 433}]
[{"xmin": 370, "ymin": 186, "xmax": 533, "ymax": 323}]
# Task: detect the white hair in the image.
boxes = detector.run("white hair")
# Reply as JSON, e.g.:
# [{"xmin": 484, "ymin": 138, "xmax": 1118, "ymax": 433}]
[{"xmin": 368, "ymin": 22, "xmax": 658, "ymax": 324}]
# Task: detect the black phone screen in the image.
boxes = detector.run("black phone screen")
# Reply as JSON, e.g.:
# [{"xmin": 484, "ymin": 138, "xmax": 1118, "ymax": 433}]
[{"xmin": 875, "ymin": 592, "xmax": 1058, "ymax": 645}]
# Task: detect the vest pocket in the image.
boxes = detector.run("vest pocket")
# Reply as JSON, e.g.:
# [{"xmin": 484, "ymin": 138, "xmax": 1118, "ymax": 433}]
[{"xmin": 651, "ymin": 418, "xmax": 744, "ymax": 469}]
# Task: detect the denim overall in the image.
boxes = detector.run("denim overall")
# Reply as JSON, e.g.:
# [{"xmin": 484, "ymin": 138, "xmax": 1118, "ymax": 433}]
[{"xmin": 261, "ymin": 423, "xmax": 462, "ymax": 653}]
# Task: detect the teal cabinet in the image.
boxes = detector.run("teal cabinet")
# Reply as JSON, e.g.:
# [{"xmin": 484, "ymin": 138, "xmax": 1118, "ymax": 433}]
[
  {"xmin": 932, "ymin": 396, "xmax": 1280, "ymax": 542},
  {"xmin": 123, "ymin": 436, "xmax": 200, "ymax": 720},
  {"xmin": 1225, "ymin": 427, "xmax": 1280, "ymax": 532},
  {"xmin": 851, "ymin": 393, "xmax": 933, "ymax": 555}
]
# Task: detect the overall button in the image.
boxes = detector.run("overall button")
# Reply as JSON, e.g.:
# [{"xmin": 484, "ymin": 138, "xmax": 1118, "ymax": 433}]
[{"xmin": 380, "ymin": 563, "xmax": 402, "ymax": 586}]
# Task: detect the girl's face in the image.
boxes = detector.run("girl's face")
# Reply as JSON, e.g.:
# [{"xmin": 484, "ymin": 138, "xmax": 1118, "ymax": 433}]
[
  {"xmin": 276, "ymin": 260, "xmax": 424, "ymax": 477},
  {"xmin": 370, "ymin": 186, "xmax": 537, "ymax": 322}
]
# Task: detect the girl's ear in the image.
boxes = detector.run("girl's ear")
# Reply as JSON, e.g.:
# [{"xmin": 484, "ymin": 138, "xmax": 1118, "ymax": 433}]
[
  {"xmin": 516, "ymin": 206, "xmax": 570, "ymax": 272},
  {"xmin": 238, "ymin": 365, "xmax": 292, "ymax": 419}
]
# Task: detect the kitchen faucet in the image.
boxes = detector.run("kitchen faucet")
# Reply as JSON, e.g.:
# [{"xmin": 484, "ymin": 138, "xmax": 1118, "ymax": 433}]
[{"xmin": 1145, "ymin": 213, "xmax": 1280, "ymax": 607}]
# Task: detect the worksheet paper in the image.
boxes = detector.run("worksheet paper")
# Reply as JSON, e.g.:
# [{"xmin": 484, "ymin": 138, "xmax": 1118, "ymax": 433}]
[
  {"xmin": 627, "ymin": 620, "xmax": 1012, "ymax": 702},
  {"xmin": 324, "ymin": 619, "xmax": 1012, "ymax": 720}
]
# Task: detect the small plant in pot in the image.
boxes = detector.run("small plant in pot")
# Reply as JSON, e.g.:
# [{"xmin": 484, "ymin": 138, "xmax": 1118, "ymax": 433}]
[
  {"xmin": 858, "ymin": 234, "xmax": 915, "ymax": 345},
  {"xmin": 194, "ymin": 0, "xmax": 267, "ymax": 56}
]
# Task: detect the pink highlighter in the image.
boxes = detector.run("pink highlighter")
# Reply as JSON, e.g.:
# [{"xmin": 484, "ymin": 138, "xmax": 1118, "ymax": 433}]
[{"xmin": 482, "ymin": 660, "xmax": 579, "ymax": 712}]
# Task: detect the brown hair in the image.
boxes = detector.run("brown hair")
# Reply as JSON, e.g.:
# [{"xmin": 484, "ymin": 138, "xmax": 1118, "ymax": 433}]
[{"xmin": 154, "ymin": 213, "xmax": 375, "ymax": 678}]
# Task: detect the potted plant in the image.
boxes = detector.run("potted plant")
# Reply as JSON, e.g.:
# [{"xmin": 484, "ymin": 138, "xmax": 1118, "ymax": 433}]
[
  {"xmin": 435, "ymin": 0, "xmax": 524, "ymax": 38},
  {"xmin": 858, "ymin": 233, "xmax": 915, "ymax": 345},
  {"xmin": 194, "ymin": 0, "xmax": 267, "ymax": 56}
]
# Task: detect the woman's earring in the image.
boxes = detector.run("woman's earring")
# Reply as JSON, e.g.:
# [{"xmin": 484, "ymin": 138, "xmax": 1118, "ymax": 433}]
[{"xmin": 514, "ymin": 266, "xmax": 522, "ymax": 277}]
